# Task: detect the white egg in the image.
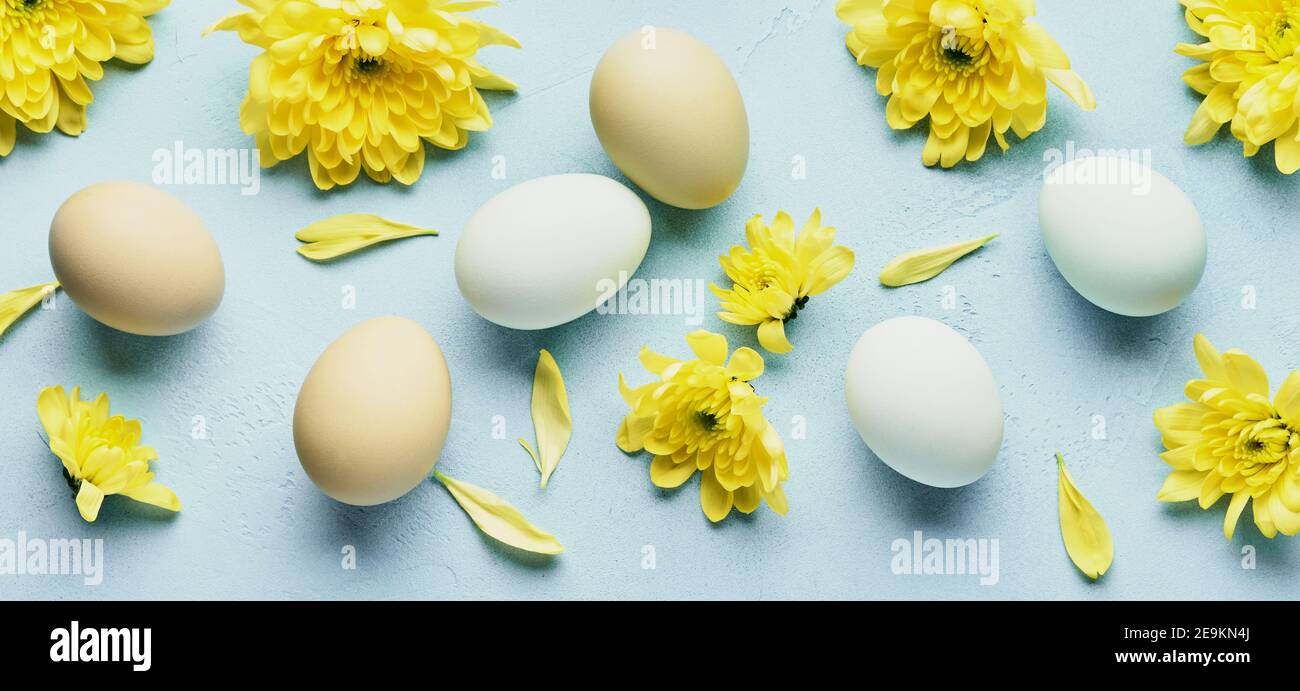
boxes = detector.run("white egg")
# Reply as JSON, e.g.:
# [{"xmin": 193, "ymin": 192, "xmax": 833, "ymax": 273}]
[
  {"xmin": 1039, "ymin": 155, "xmax": 1206, "ymax": 317},
  {"xmin": 844, "ymin": 316, "xmax": 1003, "ymax": 488},
  {"xmin": 454, "ymin": 174, "xmax": 651, "ymax": 330}
]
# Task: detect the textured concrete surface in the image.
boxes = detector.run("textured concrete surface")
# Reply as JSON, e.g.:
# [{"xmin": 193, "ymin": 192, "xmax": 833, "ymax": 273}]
[{"xmin": 2, "ymin": 1, "xmax": 1299, "ymax": 600}]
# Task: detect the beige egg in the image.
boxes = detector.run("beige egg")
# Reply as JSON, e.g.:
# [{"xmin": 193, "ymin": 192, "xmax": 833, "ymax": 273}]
[
  {"xmin": 48, "ymin": 181, "xmax": 225, "ymax": 336},
  {"xmin": 589, "ymin": 27, "xmax": 749, "ymax": 209},
  {"xmin": 293, "ymin": 316, "xmax": 452, "ymax": 506}
]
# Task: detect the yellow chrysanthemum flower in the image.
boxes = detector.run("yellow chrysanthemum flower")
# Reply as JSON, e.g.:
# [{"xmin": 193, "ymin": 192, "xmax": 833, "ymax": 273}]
[
  {"xmin": 1177, "ymin": 0, "xmax": 1300, "ymax": 173},
  {"xmin": 711, "ymin": 209, "xmax": 854, "ymax": 354},
  {"xmin": 616, "ymin": 331, "xmax": 789, "ymax": 523},
  {"xmin": 37, "ymin": 386, "xmax": 181, "ymax": 522},
  {"xmin": 0, "ymin": 0, "xmax": 167, "ymax": 156},
  {"xmin": 207, "ymin": 0, "xmax": 518, "ymax": 190},
  {"xmin": 835, "ymin": 0, "xmax": 1094, "ymax": 167},
  {"xmin": 1154, "ymin": 334, "xmax": 1300, "ymax": 539}
]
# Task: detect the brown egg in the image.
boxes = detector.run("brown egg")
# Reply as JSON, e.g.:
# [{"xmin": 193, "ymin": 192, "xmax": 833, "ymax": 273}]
[
  {"xmin": 293, "ymin": 317, "xmax": 453, "ymax": 506},
  {"xmin": 589, "ymin": 27, "xmax": 749, "ymax": 209},
  {"xmin": 49, "ymin": 181, "xmax": 225, "ymax": 336}
]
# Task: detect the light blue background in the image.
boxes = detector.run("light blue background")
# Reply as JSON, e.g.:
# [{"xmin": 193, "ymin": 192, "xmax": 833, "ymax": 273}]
[{"xmin": 2, "ymin": 0, "xmax": 1298, "ymax": 600}]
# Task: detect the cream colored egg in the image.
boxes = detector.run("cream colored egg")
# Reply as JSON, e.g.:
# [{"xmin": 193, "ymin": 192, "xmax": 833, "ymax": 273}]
[
  {"xmin": 589, "ymin": 27, "xmax": 748, "ymax": 209},
  {"xmin": 48, "ymin": 181, "xmax": 225, "ymax": 336},
  {"xmin": 293, "ymin": 316, "xmax": 452, "ymax": 506}
]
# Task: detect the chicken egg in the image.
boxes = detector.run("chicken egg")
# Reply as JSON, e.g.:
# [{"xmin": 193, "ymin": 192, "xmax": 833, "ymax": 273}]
[
  {"xmin": 49, "ymin": 181, "xmax": 225, "ymax": 336},
  {"xmin": 589, "ymin": 27, "xmax": 749, "ymax": 209},
  {"xmin": 293, "ymin": 316, "xmax": 453, "ymax": 506}
]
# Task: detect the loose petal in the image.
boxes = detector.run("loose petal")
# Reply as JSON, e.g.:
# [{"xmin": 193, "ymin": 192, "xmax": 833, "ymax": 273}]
[
  {"xmin": 295, "ymin": 214, "xmax": 438, "ymax": 262},
  {"xmin": 434, "ymin": 472, "xmax": 563, "ymax": 555},
  {"xmin": 524, "ymin": 349, "xmax": 572, "ymax": 488},
  {"xmin": 1056, "ymin": 453, "xmax": 1113, "ymax": 580},
  {"xmin": 0, "ymin": 282, "xmax": 58, "ymax": 341},
  {"xmin": 518, "ymin": 438, "xmax": 541, "ymax": 471},
  {"xmin": 879, "ymin": 233, "xmax": 997, "ymax": 287}
]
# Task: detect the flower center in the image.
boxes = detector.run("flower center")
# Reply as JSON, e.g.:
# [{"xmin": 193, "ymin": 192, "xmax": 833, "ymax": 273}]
[
  {"xmin": 932, "ymin": 26, "xmax": 986, "ymax": 75},
  {"xmin": 1232, "ymin": 418, "xmax": 1292, "ymax": 468},
  {"xmin": 695, "ymin": 410, "xmax": 722, "ymax": 433},
  {"xmin": 6, "ymin": 0, "xmax": 48, "ymax": 20},
  {"xmin": 942, "ymin": 45, "xmax": 973, "ymax": 67},
  {"xmin": 1262, "ymin": 6, "xmax": 1300, "ymax": 57},
  {"xmin": 353, "ymin": 56, "xmax": 385, "ymax": 77}
]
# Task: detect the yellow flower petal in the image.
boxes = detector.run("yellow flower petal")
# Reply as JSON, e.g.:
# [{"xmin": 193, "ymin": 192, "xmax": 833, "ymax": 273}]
[
  {"xmin": 1272, "ymin": 371, "xmax": 1300, "ymax": 427},
  {"xmin": 757, "ymin": 319, "xmax": 793, "ymax": 354},
  {"xmin": 1192, "ymin": 333, "xmax": 1228, "ymax": 382},
  {"xmin": 1223, "ymin": 491, "xmax": 1250, "ymax": 540},
  {"xmin": 638, "ymin": 347, "xmax": 679, "ymax": 375},
  {"xmin": 685, "ymin": 331, "xmax": 729, "ymax": 365},
  {"xmin": 733, "ymin": 484, "xmax": 761, "ymax": 514},
  {"xmin": 524, "ymin": 349, "xmax": 572, "ymax": 488},
  {"xmin": 1158, "ymin": 445, "xmax": 1197, "ymax": 470},
  {"xmin": 699, "ymin": 469, "xmax": 734, "ymax": 523},
  {"xmin": 804, "ymin": 246, "xmax": 856, "ymax": 296},
  {"xmin": 1279, "ymin": 470, "xmax": 1300, "ymax": 513},
  {"xmin": 119, "ymin": 482, "xmax": 182, "ymax": 513},
  {"xmin": 724, "ymin": 347, "xmax": 764, "ymax": 381},
  {"xmin": 650, "ymin": 455, "xmax": 697, "ymax": 489},
  {"xmin": 434, "ymin": 472, "xmax": 563, "ymax": 555},
  {"xmin": 1221, "ymin": 348, "xmax": 1269, "ymax": 398},
  {"xmin": 764, "ymin": 484, "xmax": 789, "ymax": 515},
  {"xmin": 1056, "ymin": 453, "xmax": 1113, "ymax": 580},
  {"xmin": 0, "ymin": 282, "xmax": 58, "ymax": 341},
  {"xmin": 76, "ymin": 481, "xmax": 105, "ymax": 523},
  {"xmin": 1043, "ymin": 68, "xmax": 1096, "ymax": 111},
  {"xmin": 36, "ymin": 385, "xmax": 71, "ymax": 445},
  {"xmin": 518, "ymin": 438, "xmax": 541, "ymax": 471},
  {"xmin": 879, "ymin": 233, "xmax": 997, "ymax": 287},
  {"xmin": 295, "ymin": 214, "xmax": 438, "ymax": 262},
  {"xmin": 1157, "ymin": 469, "xmax": 1207, "ymax": 502},
  {"xmin": 1153, "ymin": 402, "xmax": 1208, "ymax": 449}
]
